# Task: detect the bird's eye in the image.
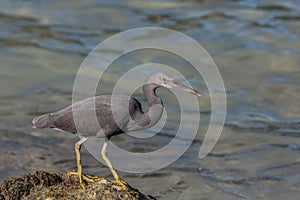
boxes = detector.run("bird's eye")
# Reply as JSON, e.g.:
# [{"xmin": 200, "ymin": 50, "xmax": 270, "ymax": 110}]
[{"xmin": 161, "ymin": 77, "xmax": 166, "ymax": 81}]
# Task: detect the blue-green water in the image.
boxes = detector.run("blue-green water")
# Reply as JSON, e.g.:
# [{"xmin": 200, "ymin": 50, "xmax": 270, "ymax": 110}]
[{"xmin": 0, "ymin": 0, "xmax": 300, "ymax": 199}]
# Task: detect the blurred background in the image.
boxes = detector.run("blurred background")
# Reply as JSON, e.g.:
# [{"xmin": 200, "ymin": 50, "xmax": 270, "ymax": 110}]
[{"xmin": 0, "ymin": 0, "xmax": 300, "ymax": 199}]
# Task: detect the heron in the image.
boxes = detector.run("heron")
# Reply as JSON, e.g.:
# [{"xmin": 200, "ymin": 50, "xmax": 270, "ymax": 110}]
[{"xmin": 32, "ymin": 72, "xmax": 201, "ymax": 189}]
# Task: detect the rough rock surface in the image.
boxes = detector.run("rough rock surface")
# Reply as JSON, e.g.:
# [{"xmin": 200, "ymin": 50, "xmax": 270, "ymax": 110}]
[{"xmin": 0, "ymin": 171, "xmax": 156, "ymax": 200}]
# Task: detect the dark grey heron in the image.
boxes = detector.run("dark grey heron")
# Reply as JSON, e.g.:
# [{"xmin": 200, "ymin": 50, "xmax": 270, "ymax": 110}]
[{"xmin": 32, "ymin": 72, "xmax": 201, "ymax": 189}]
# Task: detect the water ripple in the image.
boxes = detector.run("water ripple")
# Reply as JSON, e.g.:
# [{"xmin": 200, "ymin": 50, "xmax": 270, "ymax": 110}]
[
  {"xmin": 200, "ymin": 169, "xmax": 283, "ymax": 184},
  {"xmin": 226, "ymin": 108, "xmax": 300, "ymax": 137}
]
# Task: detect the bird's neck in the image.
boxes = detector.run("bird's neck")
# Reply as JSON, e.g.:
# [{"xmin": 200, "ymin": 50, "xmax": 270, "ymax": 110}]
[
  {"xmin": 142, "ymin": 83, "xmax": 163, "ymax": 128},
  {"xmin": 143, "ymin": 83, "xmax": 162, "ymax": 107}
]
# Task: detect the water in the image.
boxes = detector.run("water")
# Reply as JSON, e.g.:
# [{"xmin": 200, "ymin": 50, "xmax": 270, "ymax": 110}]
[{"xmin": 0, "ymin": 0, "xmax": 300, "ymax": 199}]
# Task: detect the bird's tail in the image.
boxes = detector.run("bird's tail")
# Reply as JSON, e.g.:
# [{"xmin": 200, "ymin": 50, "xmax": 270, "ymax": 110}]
[{"xmin": 32, "ymin": 113, "xmax": 53, "ymax": 129}]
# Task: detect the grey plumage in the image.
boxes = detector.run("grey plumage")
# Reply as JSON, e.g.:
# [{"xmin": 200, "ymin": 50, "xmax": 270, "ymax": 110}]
[
  {"xmin": 32, "ymin": 72, "xmax": 201, "ymax": 189},
  {"xmin": 33, "ymin": 95, "xmax": 143, "ymax": 137},
  {"xmin": 32, "ymin": 72, "xmax": 201, "ymax": 138}
]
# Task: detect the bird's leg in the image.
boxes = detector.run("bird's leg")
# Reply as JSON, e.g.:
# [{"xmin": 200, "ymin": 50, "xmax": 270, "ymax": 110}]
[
  {"xmin": 101, "ymin": 138, "xmax": 128, "ymax": 190},
  {"xmin": 67, "ymin": 137, "xmax": 88, "ymax": 189}
]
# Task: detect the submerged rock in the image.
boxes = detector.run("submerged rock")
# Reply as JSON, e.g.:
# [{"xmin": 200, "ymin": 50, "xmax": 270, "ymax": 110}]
[{"xmin": 0, "ymin": 171, "xmax": 156, "ymax": 200}]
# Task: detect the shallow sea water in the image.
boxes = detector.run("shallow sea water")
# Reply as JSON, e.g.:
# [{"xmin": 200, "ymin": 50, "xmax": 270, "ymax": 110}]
[{"xmin": 0, "ymin": 0, "xmax": 300, "ymax": 199}]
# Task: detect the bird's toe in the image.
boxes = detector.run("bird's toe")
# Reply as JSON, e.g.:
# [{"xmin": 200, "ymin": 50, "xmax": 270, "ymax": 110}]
[{"xmin": 112, "ymin": 179, "xmax": 131, "ymax": 190}]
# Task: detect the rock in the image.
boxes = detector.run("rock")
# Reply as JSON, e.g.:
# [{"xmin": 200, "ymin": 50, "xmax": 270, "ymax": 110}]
[{"xmin": 0, "ymin": 171, "xmax": 156, "ymax": 200}]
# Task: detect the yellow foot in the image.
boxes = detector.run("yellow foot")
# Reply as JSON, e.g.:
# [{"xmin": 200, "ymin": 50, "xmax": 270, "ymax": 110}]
[
  {"xmin": 112, "ymin": 179, "xmax": 130, "ymax": 190},
  {"xmin": 82, "ymin": 174, "xmax": 103, "ymax": 182},
  {"xmin": 67, "ymin": 171, "xmax": 102, "ymax": 182},
  {"xmin": 67, "ymin": 171, "xmax": 103, "ymax": 189}
]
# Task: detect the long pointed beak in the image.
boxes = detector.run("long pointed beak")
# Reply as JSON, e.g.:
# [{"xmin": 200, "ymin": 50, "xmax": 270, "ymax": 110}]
[{"xmin": 166, "ymin": 80, "xmax": 201, "ymax": 97}]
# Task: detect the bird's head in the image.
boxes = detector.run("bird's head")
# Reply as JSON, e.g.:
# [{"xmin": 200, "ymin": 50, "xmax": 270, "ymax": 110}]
[{"xmin": 146, "ymin": 72, "xmax": 201, "ymax": 97}]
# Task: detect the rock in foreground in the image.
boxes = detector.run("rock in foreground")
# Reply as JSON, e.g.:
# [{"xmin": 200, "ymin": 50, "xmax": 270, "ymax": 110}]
[{"xmin": 0, "ymin": 171, "xmax": 156, "ymax": 200}]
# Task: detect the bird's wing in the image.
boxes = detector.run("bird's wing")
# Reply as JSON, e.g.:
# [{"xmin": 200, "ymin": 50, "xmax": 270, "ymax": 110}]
[{"xmin": 49, "ymin": 95, "xmax": 134, "ymax": 137}]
